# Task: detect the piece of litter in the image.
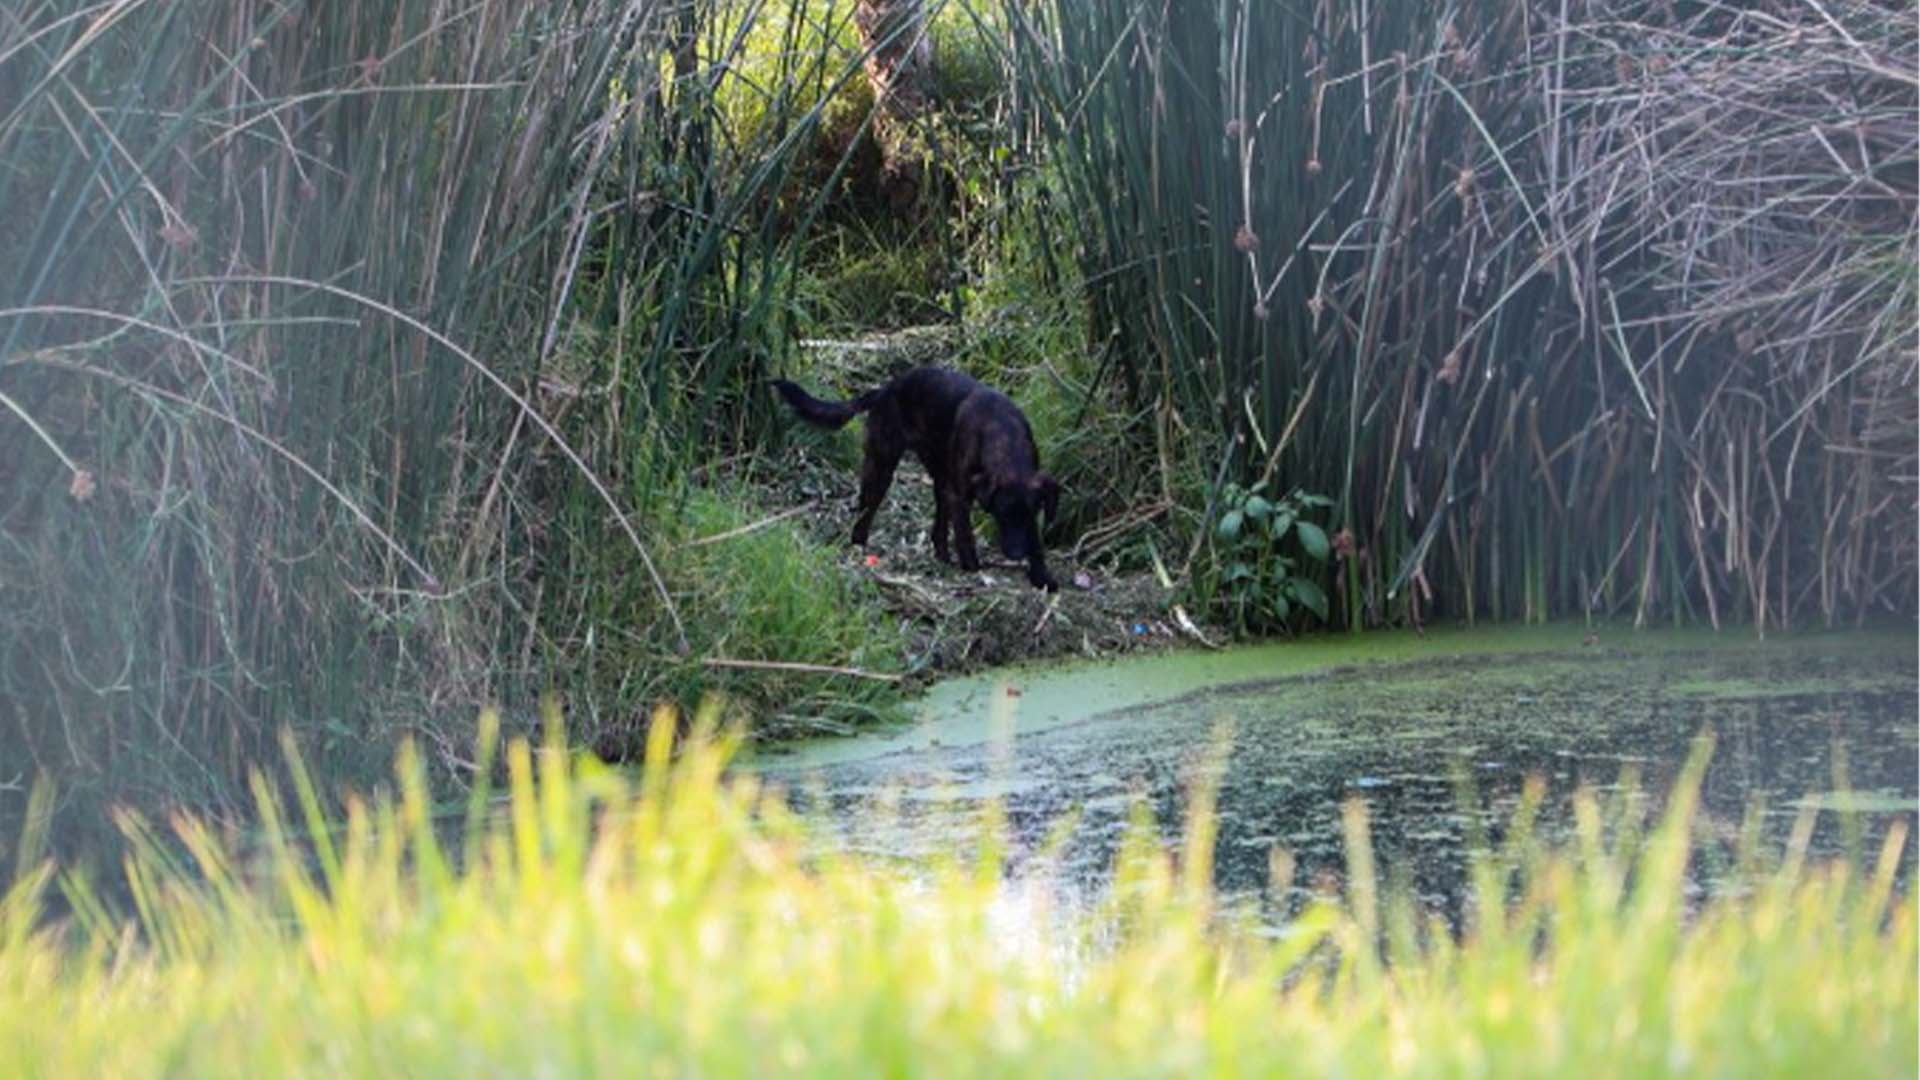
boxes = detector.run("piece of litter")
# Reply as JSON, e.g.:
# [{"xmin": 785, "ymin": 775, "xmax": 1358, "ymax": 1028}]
[
  {"xmin": 864, "ymin": 554, "xmax": 881, "ymax": 567},
  {"xmin": 1072, "ymin": 570, "xmax": 1095, "ymax": 590},
  {"xmin": 1172, "ymin": 604, "xmax": 1222, "ymax": 649}
]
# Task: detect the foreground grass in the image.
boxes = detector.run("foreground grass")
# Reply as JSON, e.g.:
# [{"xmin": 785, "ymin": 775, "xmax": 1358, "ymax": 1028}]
[{"xmin": 1, "ymin": 713, "xmax": 1912, "ymax": 1077}]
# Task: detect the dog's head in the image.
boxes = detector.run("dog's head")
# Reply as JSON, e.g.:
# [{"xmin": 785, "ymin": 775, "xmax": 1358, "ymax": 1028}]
[{"xmin": 980, "ymin": 472, "xmax": 1060, "ymax": 561}]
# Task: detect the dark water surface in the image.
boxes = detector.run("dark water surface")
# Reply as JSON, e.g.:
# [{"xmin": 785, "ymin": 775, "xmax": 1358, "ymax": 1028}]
[{"xmin": 751, "ymin": 626, "xmax": 1918, "ymax": 916}]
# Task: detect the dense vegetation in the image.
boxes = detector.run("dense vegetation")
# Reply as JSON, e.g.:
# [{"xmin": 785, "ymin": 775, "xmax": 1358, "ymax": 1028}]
[
  {"xmin": 2, "ymin": 0, "xmax": 1913, "ymax": 844},
  {"xmin": 1011, "ymin": 0, "xmax": 1917, "ymax": 632},
  {"xmin": 2, "ymin": 718, "xmax": 1913, "ymax": 1075}
]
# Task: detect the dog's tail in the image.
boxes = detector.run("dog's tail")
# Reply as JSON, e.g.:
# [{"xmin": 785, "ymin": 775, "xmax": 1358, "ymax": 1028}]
[{"xmin": 770, "ymin": 378, "xmax": 877, "ymax": 430}]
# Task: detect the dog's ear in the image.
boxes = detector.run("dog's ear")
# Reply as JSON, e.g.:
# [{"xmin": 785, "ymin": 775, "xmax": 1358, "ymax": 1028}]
[{"xmin": 1032, "ymin": 473, "xmax": 1060, "ymax": 519}]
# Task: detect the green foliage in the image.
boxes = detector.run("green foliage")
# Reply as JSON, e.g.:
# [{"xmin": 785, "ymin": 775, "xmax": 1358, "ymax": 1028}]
[
  {"xmin": 2, "ymin": 0, "xmax": 660, "ymax": 843},
  {"xmin": 711, "ymin": 0, "xmax": 870, "ymax": 143},
  {"xmin": 1199, "ymin": 484, "xmax": 1334, "ymax": 634},
  {"xmin": 0, "ymin": 720, "xmax": 1912, "ymax": 1075},
  {"xmin": 929, "ymin": 4, "xmax": 1007, "ymax": 105},
  {"xmin": 658, "ymin": 490, "xmax": 908, "ymax": 734},
  {"xmin": 0, "ymin": 0, "xmax": 900, "ymax": 849},
  {"xmin": 729, "ymin": 1, "xmax": 1022, "ymax": 338},
  {"xmin": 793, "ymin": 227, "xmax": 955, "ymax": 332},
  {"xmin": 10, "ymin": 0, "xmax": 1907, "ymax": 885}
]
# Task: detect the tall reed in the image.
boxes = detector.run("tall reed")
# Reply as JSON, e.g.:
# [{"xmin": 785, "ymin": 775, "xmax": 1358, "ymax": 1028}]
[
  {"xmin": 0, "ymin": 0, "xmax": 885, "ymax": 848},
  {"xmin": 1006, "ymin": 0, "xmax": 1917, "ymax": 631}
]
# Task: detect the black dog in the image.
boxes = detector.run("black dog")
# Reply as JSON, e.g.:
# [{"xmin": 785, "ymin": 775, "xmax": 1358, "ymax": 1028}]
[{"xmin": 772, "ymin": 367, "xmax": 1061, "ymax": 590}]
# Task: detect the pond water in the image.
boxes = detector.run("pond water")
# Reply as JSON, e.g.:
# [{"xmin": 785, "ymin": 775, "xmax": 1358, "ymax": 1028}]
[{"xmin": 748, "ymin": 625, "xmax": 1918, "ymax": 918}]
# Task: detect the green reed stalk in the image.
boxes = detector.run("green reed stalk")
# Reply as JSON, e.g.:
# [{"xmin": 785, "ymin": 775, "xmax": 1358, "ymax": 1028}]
[
  {"xmin": 0, "ymin": 0, "xmax": 891, "ymax": 850},
  {"xmin": 1007, "ymin": 0, "xmax": 1916, "ymax": 633}
]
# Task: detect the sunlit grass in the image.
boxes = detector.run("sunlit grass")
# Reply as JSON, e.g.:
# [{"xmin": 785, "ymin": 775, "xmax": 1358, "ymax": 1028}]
[
  {"xmin": 1, "ymin": 710, "xmax": 1910, "ymax": 1076},
  {"xmin": 655, "ymin": 490, "xmax": 908, "ymax": 732}
]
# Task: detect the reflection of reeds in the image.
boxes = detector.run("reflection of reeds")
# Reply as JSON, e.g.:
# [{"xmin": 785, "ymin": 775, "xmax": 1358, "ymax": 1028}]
[
  {"xmin": 1007, "ymin": 0, "xmax": 1916, "ymax": 631},
  {"xmin": 0, "ymin": 1, "xmax": 882, "ymax": 834},
  {"xmin": 3, "ymin": 712, "xmax": 1911, "ymax": 1072}
]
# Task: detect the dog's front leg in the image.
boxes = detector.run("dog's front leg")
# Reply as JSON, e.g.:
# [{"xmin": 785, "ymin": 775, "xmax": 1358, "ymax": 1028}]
[
  {"xmin": 948, "ymin": 488, "xmax": 982, "ymax": 571},
  {"xmin": 1026, "ymin": 552, "xmax": 1058, "ymax": 592}
]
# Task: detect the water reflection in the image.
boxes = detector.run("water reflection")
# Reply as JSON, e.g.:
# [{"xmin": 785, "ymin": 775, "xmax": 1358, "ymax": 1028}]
[{"xmin": 768, "ymin": 642, "xmax": 1917, "ymax": 923}]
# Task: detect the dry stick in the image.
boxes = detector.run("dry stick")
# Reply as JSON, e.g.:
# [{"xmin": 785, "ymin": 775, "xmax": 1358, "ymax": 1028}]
[
  {"xmin": 1357, "ymin": 0, "xmax": 1372, "ymax": 136},
  {"xmin": 468, "ymin": 72, "xmax": 631, "ymax": 583},
  {"xmin": 1689, "ymin": 513, "xmax": 1722, "ymax": 630},
  {"xmin": 869, "ymin": 572, "xmax": 943, "ymax": 612},
  {"xmin": 0, "ymin": 0, "xmax": 152, "ymax": 135},
  {"xmin": 0, "ymin": 384, "xmax": 81, "ymax": 475},
  {"xmin": 1074, "ymin": 500, "xmax": 1169, "ymax": 562},
  {"xmin": 1177, "ymin": 439, "xmax": 1242, "ymax": 585},
  {"xmin": 1588, "ymin": 517, "xmax": 1641, "ymax": 612},
  {"xmin": 44, "ymin": 76, "xmax": 200, "ymax": 345},
  {"xmin": 1031, "ymin": 592, "xmax": 1062, "ymax": 636},
  {"xmin": 540, "ymin": 91, "xmax": 622, "ymax": 365},
  {"xmin": 457, "ymin": 409, "xmax": 526, "ymax": 582},
  {"xmin": 1, "ymin": 305, "xmax": 271, "ymax": 383},
  {"xmin": 702, "ymin": 657, "xmax": 902, "ymax": 683},
  {"xmin": 1634, "ymin": 513, "xmax": 1659, "ymax": 630},
  {"xmin": 1255, "ymin": 366, "xmax": 1322, "ymax": 491},
  {"xmin": 1171, "ymin": 603, "xmax": 1222, "ymax": 649},
  {"xmin": 194, "ymin": 82, "xmax": 526, "ymax": 156},
  {"xmin": 1259, "ymin": 180, "xmax": 1351, "ymax": 311},
  {"xmin": 686, "ymin": 504, "xmax": 813, "ymax": 547},
  {"xmin": 184, "ymin": 275, "xmax": 689, "ymax": 651}
]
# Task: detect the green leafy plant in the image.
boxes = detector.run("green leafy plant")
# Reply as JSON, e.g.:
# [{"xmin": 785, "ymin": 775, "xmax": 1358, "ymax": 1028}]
[{"xmin": 1207, "ymin": 483, "xmax": 1334, "ymax": 634}]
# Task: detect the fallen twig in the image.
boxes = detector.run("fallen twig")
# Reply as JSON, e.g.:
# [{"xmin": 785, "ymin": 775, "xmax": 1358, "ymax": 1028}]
[
  {"xmin": 686, "ymin": 504, "xmax": 814, "ymax": 547},
  {"xmin": 702, "ymin": 657, "xmax": 903, "ymax": 682},
  {"xmin": 1071, "ymin": 499, "xmax": 1171, "ymax": 561},
  {"xmin": 1172, "ymin": 604, "xmax": 1223, "ymax": 650},
  {"xmin": 869, "ymin": 571, "xmax": 944, "ymax": 610},
  {"xmin": 1032, "ymin": 592, "xmax": 1063, "ymax": 636}
]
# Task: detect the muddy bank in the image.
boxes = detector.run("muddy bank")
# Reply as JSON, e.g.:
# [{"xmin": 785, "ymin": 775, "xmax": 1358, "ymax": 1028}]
[{"xmin": 775, "ymin": 443, "xmax": 1208, "ymax": 676}]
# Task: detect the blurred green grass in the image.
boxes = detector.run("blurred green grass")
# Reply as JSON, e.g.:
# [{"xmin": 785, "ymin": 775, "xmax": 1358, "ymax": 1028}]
[{"xmin": 1, "ymin": 711, "xmax": 1911, "ymax": 1077}]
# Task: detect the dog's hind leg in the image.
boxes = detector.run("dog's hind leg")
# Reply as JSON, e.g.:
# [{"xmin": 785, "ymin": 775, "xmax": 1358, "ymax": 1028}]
[
  {"xmin": 928, "ymin": 472, "xmax": 953, "ymax": 563},
  {"xmin": 849, "ymin": 437, "xmax": 903, "ymax": 548}
]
